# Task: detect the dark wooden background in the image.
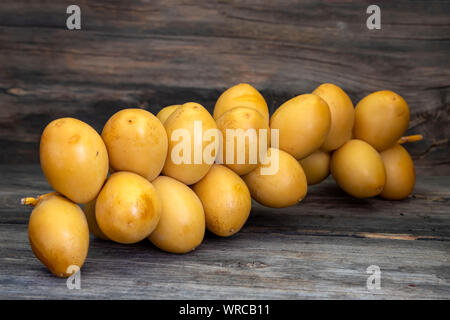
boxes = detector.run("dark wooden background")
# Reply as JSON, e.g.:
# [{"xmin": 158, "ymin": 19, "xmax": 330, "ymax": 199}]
[{"xmin": 0, "ymin": 0, "xmax": 449, "ymax": 169}]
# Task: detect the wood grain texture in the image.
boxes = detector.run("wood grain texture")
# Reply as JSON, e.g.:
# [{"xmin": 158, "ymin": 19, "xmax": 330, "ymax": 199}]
[
  {"xmin": 0, "ymin": 165, "xmax": 449, "ymax": 299},
  {"xmin": 0, "ymin": 0, "xmax": 449, "ymax": 166}
]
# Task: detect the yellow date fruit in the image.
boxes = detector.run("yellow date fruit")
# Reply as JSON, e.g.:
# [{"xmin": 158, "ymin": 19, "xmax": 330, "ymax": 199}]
[
  {"xmin": 193, "ymin": 164, "xmax": 251, "ymax": 237},
  {"xmin": 163, "ymin": 102, "xmax": 218, "ymax": 185},
  {"xmin": 243, "ymin": 148, "xmax": 307, "ymax": 208},
  {"xmin": 83, "ymin": 198, "xmax": 109, "ymax": 240},
  {"xmin": 40, "ymin": 118, "xmax": 108, "ymax": 204},
  {"xmin": 96, "ymin": 172, "xmax": 161, "ymax": 244},
  {"xmin": 312, "ymin": 83, "xmax": 354, "ymax": 151},
  {"xmin": 102, "ymin": 108, "xmax": 168, "ymax": 181},
  {"xmin": 331, "ymin": 139, "xmax": 386, "ymax": 198},
  {"xmin": 299, "ymin": 150, "xmax": 330, "ymax": 185},
  {"xmin": 213, "ymin": 83, "xmax": 269, "ymax": 122},
  {"xmin": 156, "ymin": 105, "xmax": 181, "ymax": 124},
  {"xmin": 149, "ymin": 176, "xmax": 205, "ymax": 253},
  {"xmin": 27, "ymin": 193, "xmax": 89, "ymax": 278},
  {"xmin": 380, "ymin": 144, "xmax": 415, "ymax": 200},
  {"xmin": 270, "ymin": 94, "xmax": 331, "ymax": 160},
  {"xmin": 216, "ymin": 107, "xmax": 270, "ymax": 175},
  {"xmin": 353, "ymin": 90, "xmax": 410, "ymax": 151}
]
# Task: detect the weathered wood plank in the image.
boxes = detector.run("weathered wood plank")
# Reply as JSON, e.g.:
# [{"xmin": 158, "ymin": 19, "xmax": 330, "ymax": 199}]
[
  {"xmin": 0, "ymin": 165, "xmax": 448, "ymax": 299},
  {"xmin": 2, "ymin": 165, "xmax": 449, "ymax": 238},
  {"xmin": 0, "ymin": 223, "xmax": 448, "ymax": 299},
  {"xmin": 0, "ymin": 0, "xmax": 449, "ymax": 164}
]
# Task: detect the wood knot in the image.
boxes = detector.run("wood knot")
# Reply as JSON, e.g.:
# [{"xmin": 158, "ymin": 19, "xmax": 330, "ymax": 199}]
[{"xmin": 8, "ymin": 88, "xmax": 28, "ymax": 96}]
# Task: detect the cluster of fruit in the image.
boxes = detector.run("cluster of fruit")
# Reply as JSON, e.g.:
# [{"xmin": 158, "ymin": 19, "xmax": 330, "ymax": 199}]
[{"xmin": 23, "ymin": 83, "xmax": 419, "ymax": 278}]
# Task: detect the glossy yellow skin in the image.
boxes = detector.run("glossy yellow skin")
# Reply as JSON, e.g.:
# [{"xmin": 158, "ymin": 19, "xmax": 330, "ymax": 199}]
[
  {"xmin": 96, "ymin": 172, "xmax": 162, "ymax": 244},
  {"xmin": 331, "ymin": 139, "xmax": 386, "ymax": 198},
  {"xmin": 40, "ymin": 118, "xmax": 108, "ymax": 204},
  {"xmin": 163, "ymin": 102, "xmax": 218, "ymax": 185},
  {"xmin": 213, "ymin": 83, "xmax": 269, "ymax": 122},
  {"xmin": 83, "ymin": 199, "xmax": 109, "ymax": 240},
  {"xmin": 380, "ymin": 144, "xmax": 415, "ymax": 200},
  {"xmin": 270, "ymin": 94, "xmax": 331, "ymax": 160},
  {"xmin": 102, "ymin": 109, "xmax": 168, "ymax": 181},
  {"xmin": 28, "ymin": 194, "xmax": 89, "ymax": 278},
  {"xmin": 313, "ymin": 83, "xmax": 355, "ymax": 151},
  {"xmin": 149, "ymin": 176, "xmax": 205, "ymax": 253},
  {"xmin": 353, "ymin": 90, "xmax": 410, "ymax": 151},
  {"xmin": 193, "ymin": 164, "xmax": 251, "ymax": 237},
  {"xmin": 156, "ymin": 105, "xmax": 181, "ymax": 124},
  {"xmin": 299, "ymin": 150, "xmax": 330, "ymax": 185},
  {"xmin": 216, "ymin": 107, "xmax": 270, "ymax": 175},
  {"xmin": 243, "ymin": 148, "xmax": 307, "ymax": 208}
]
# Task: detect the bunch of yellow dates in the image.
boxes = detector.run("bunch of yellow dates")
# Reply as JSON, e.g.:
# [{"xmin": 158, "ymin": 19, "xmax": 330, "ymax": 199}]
[{"xmin": 23, "ymin": 83, "xmax": 419, "ymax": 277}]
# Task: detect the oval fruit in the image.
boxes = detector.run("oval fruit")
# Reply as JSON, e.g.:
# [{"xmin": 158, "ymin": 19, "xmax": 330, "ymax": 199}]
[
  {"xmin": 40, "ymin": 118, "xmax": 108, "ymax": 204},
  {"xmin": 270, "ymin": 94, "xmax": 331, "ymax": 160},
  {"xmin": 299, "ymin": 150, "xmax": 330, "ymax": 185},
  {"xmin": 193, "ymin": 164, "xmax": 251, "ymax": 237},
  {"xmin": 102, "ymin": 108, "xmax": 168, "ymax": 181},
  {"xmin": 96, "ymin": 172, "xmax": 161, "ymax": 244},
  {"xmin": 28, "ymin": 194, "xmax": 89, "ymax": 277},
  {"xmin": 149, "ymin": 176, "xmax": 205, "ymax": 253},
  {"xmin": 213, "ymin": 83, "xmax": 269, "ymax": 121},
  {"xmin": 312, "ymin": 83, "xmax": 354, "ymax": 151},
  {"xmin": 243, "ymin": 148, "xmax": 307, "ymax": 208},
  {"xmin": 216, "ymin": 107, "xmax": 270, "ymax": 175},
  {"xmin": 156, "ymin": 105, "xmax": 181, "ymax": 124},
  {"xmin": 380, "ymin": 144, "xmax": 415, "ymax": 200},
  {"xmin": 331, "ymin": 139, "xmax": 386, "ymax": 198},
  {"xmin": 83, "ymin": 198, "xmax": 109, "ymax": 240},
  {"xmin": 163, "ymin": 102, "xmax": 218, "ymax": 185},
  {"xmin": 353, "ymin": 90, "xmax": 410, "ymax": 151}
]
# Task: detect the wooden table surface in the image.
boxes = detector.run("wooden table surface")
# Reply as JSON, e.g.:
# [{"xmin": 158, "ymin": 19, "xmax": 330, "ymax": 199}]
[{"xmin": 0, "ymin": 165, "xmax": 448, "ymax": 299}]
